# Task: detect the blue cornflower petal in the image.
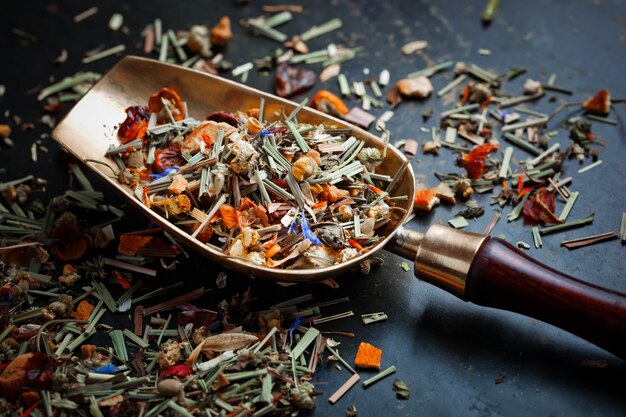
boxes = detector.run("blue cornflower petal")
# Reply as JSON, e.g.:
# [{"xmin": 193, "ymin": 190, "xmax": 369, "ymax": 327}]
[
  {"xmin": 149, "ymin": 166, "xmax": 180, "ymax": 180},
  {"xmin": 288, "ymin": 316, "xmax": 302, "ymax": 344},
  {"xmin": 259, "ymin": 129, "xmax": 270, "ymax": 138},
  {"xmin": 300, "ymin": 214, "xmax": 322, "ymax": 246},
  {"xmin": 92, "ymin": 364, "xmax": 120, "ymax": 373}
]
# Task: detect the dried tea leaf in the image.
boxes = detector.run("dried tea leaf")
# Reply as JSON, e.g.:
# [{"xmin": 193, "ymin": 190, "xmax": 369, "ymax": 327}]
[{"xmin": 392, "ymin": 378, "xmax": 410, "ymax": 399}]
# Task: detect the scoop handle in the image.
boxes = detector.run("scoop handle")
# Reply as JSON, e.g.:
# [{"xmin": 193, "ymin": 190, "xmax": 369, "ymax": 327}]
[{"xmin": 466, "ymin": 238, "xmax": 626, "ymax": 360}]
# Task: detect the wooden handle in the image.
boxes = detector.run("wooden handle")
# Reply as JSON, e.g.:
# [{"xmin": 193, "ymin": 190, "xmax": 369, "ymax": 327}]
[{"xmin": 466, "ymin": 238, "xmax": 626, "ymax": 360}]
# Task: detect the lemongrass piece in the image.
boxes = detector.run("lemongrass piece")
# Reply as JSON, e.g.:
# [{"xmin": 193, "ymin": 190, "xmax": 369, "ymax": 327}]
[
  {"xmin": 300, "ymin": 18, "xmax": 342, "ymax": 41},
  {"xmin": 325, "ymin": 344, "xmax": 356, "ymax": 374},
  {"xmin": 501, "ymin": 117, "xmax": 548, "ymax": 133},
  {"xmin": 532, "ymin": 226, "xmax": 543, "ymax": 248},
  {"xmin": 503, "ymin": 133, "xmax": 542, "ymax": 156},
  {"xmin": 362, "ymin": 365, "xmax": 397, "ymax": 388},
  {"xmin": 499, "ymin": 146, "xmax": 514, "ymax": 178},
  {"xmin": 507, "ymin": 193, "xmax": 530, "ymax": 222},
  {"xmin": 82, "ymin": 44, "xmax": 126, "ymax": 64},
  {"xmin": 539, "ymin": 213, "xmax": 595, "ymax": 234},
  {"xmin": 407, "ymin": 60, "xmax": 453, "ymax": 78},
  {"xmin": 338, "ymin": 74, "xmax": 350, "ymax": 96},
  {"xmin": 437, "ymin": 75, "xmax": 467, "ymax": 97},
  {"xmin": 289, "ymin": 327, "xmax": 320, "ymax": 359},
  {"xmin": 558, "ymin": 191, "xmax": 579, "ymax": 221},
  {"xmin": 578, "ymin": 160, "xmax": 602, "ymax": 174},
  {"xmin": 37, "ymin": 72, "xmax": 101, "ymax": 101}
]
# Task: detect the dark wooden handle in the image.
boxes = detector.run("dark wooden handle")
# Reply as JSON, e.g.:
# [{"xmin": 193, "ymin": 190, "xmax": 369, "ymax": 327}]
[{"xmin": 465, "ymin": 238, "xmax": 626, "ymax": 360}]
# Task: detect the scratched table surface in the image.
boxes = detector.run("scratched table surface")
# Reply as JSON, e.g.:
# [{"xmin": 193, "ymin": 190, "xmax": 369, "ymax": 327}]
[{"xmin": 1, "ymin": 0, "xmax": 626, "ymax": 416}]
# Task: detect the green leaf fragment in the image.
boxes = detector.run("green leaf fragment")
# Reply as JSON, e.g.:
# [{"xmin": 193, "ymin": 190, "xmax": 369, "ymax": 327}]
[{"xmin": 392, "ymin": 378, "xmax": 410, "ymax": 399}]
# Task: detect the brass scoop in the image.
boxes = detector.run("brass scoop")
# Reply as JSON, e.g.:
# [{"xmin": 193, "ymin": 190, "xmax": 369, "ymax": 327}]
[{"xmin": 52, "ymin": 56, "xmax": 626, "ymax": 360}]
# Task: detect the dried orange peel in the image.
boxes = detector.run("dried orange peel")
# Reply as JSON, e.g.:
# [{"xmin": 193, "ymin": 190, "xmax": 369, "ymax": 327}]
[
  {"xmin": 354, "ymin": 342, "xmax": 382, "ymax": 369},
  {"xmin": 311, "ymin": 90, "xmax": 349, "ymax": 116},
  {"xmin": 148, "ymin": 87, "xmax": 185, "ymax": 121},
  {"xmin": 413, "ymin": 189, "xmax": 440, "ymax": 212}
]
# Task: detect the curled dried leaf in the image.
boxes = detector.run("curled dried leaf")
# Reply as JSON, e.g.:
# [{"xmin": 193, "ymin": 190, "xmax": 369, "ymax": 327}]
[{"xmin": 198, "ymin": 332, "xmax": 258, "ymax": 353}]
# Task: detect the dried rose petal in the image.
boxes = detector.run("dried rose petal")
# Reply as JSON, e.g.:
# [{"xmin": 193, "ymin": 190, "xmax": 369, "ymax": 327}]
[
  {"xmin": 523, "ymin": 188, "xmax": 562, "ymax": 225},
  {"xmin": 117, "ymin": 106, "xmax": 149, "ymax": 144},
  {"xmin": 160, "ymin": 364, "xmax": 194, "ymax": 378},
  {"xmin": 275, "ymin": 62, "xmax": 316, "ymax": 98},
  {"xmin": 153, "ymin": 145, "xmax": 184, "ymax": 173},
  {"xmin": 51, "ymin": 223, "xmax": 88, "ymax": 261},
  {"xmin": 205, "ymin": 111, "xmax": 239, "ymax": 127}
]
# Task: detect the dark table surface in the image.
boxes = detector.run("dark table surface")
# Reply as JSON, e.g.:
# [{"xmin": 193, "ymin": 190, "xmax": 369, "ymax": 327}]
[{"xmin": 2, "ymin": 1, "xmax": 626, "ymax": 416}]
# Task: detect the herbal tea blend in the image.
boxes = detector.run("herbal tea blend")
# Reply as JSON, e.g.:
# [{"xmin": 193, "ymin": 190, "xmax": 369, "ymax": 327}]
[{"xmin": 106, "ymin": 88, "xmax": 404, "ymax": 269}]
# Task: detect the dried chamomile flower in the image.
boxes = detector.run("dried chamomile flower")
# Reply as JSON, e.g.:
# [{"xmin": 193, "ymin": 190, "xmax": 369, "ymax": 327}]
[{"xmin": 358, "ymin": 147, "xmax": 383, "ymax": 172}]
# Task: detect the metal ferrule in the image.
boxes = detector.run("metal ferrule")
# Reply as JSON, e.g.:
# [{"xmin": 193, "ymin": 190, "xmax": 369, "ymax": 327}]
[{"xmin": 388, "ymin": 224, "xmax": 487, "ymax": 299}]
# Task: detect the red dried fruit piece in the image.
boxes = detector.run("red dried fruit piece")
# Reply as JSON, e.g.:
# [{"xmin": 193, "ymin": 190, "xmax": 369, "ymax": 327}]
[
  {"xmin": 118, "ymin": 106, "xmax": 149, "ymax": 144},
  {"xmin": 50, "ymin": 223, "xmax": 88, "ymax": 261},
  {"xmin": 458, "ymin": 143, "xmax": 499, "ymax": 180},
  {"xmin": 581, "ymin": 89, "xmax": 611, "ymax": 115},
  {"xmin": 386, "ymin": 86, "xmax": 403, "ymax": 109},
  {"xmin": 153, "ymin": 144, "xmax": 184, "ymax": 173},
  {"xmin": 206, "ymin": 111, "xmax": 239, "ymax": 127},
  {"xmin": 523, "ymin": 187, "xmax": 562, "ymax": 225},
  {"xmin": 310, "ymin": 90, "xmax": 349, "ymax": 117},
  {"xmin": 160, "ymin": 364, "xmax": 194, "ymax": 378},
  {"xmin": 275, "ymin": 62, "xmax": 316, "ymax": 98},
  {"xmin": 148, "ymin": 87, "xmax": 185, "ymax": 121}
]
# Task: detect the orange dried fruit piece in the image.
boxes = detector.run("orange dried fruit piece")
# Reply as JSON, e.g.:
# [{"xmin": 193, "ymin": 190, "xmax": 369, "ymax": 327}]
[
  {"xmin": 310, "ymin": 90, "xmax": 349, "ymax": 116},
  {"xmin": 291, "ymin": 155, "xmax": 318, "ymax": 180},
  {"xmin": 458, "ymin": 143, "xmax": 499, "ymax": 180},
  {"xmin": 354, "ymin": 342, "xmax": 382, "ymax": 370},
  {"xmin": 210, "ymin": 16, "xmax": 233, "ymax": 47},
  {"xmin": 148, "ymin": 87, "xmax": 185, "ymax": 121},
  {"xmin": 581, "ymin": 89, "xmax": 611, "ymax": 115},
  {"xmin": 413, "ymin": 189, "xmax": 440, "ymax": 212},
  {"xmin": 118, "ymin": 234, "xmax": 153, "ymax": 256},
  {"xmin": 181, "ymin": 120, "xmax": 237, "ymax": 156},
  {"xmin": 70, "ymin": 299, "xmax": 95, "ymax": 320},
  {"xmin": 0, "ymin": 353, "xmax": 33, "ymax": 401},
  {"xmin": 219, "ymin": 204, "xmax": 238, "ymax": 230}
]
